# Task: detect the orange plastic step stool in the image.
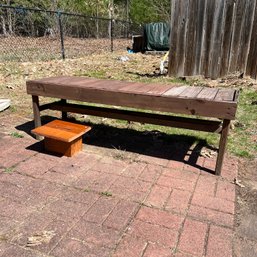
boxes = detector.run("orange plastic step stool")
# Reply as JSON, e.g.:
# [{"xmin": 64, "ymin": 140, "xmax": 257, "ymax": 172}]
[{"xmin": 31, "ymin": 120, "xmax": 91, "ymax": 157}]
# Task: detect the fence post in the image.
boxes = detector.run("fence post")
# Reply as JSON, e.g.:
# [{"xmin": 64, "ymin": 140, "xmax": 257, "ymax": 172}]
[
  {"xmin": 57, "ymin": 11, "xmax": 65, "ymax": 60},
  {"xmin": 111, "ymin": 19, "xmax": 114, "ymax": 52}
]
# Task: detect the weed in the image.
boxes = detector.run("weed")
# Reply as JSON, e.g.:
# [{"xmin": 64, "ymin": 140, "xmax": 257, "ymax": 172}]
[
  {"xmin": 10, "ymin": 132, "xmax": 24, "ymax": 138},
  {"xmin": 100, "ymin": 191, "xmax": 112, "ymax": 197},
  {"xmin": 4, "ymin": 167, "xmax": 14, "ymax": 173}
]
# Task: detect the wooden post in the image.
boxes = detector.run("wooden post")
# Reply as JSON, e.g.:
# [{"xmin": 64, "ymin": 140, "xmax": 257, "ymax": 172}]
[
  {"xmin": 32, "ymin": 95, "xmax": 42, "ymax": 140},
  {"xmin": 215, "ymin": 119, "xmax": 230, "ymax": 175},
  {"xmin": 60, "ymin": 99, "xmax": 68, "ymax": 120}
]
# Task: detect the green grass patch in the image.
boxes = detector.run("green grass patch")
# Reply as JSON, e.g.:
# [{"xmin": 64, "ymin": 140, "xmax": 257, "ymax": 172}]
[
  {"xmin": 100, "ymin": 191, "xmax": 113, "ymax": 197},
  {"xmin": 4, "ymin": 167, "xmax": 15, "ymax": 174},
  {"xmin": 77, "ymin": 70, "xmax": 107, "ymax": 79},
  {"xmin": 10, "ymin": 132, "xmax": 24, "ymax": 138}
]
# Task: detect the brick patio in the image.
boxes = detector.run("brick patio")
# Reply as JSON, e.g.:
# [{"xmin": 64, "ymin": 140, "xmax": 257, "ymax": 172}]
[{"xmin": 0, "ymin": 132, "xmax": 238, "ymax": 257}]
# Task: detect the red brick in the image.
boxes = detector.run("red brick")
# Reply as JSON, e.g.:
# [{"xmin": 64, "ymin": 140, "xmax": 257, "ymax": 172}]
[
  {"xmin": 47, "ymin": 199, "xmax": 88, "ymax": 220},
  {"xmin": 221, "ymin": 168, "xmax": 237, "ymax": 181},
  {"xmin": 144, "ymin": 184, "xmax": 171, "ymax": 208},
  {"xmin": 178, "ymin": 219, "xmax": 208, "ymax": 256},
  {"xmin": 188, "ymin": 205, "xmax": 234, "ymax": 227},
  {"xmin": 110, "ymin": 185, "xmax": 148, "ymax": 202},
  {"xmin": 0, "ymin": 197, "xmax": 33, "ymax": 221},
  {"xmin": 62, "ymin": 189, "xmax": 99, "ymax": 205},
  {"xmin": 0, "ymin": 245, "xmax": 43, "ymax": 257},
  {"xmin": 73, "ymin": 169, "xmax": 119, "ymax": 192},
  {"xmin": 165, "ymin": 189, "xmax": 191, "ymax": 214},
  {"xmin": 192, "ymin": 193, "xmax": 235, "ymax": 214},
  {"xmin": 72, "ymin": 152, "xmax": 102, "ymax": 167},
  {"xmin": 143, "ymin": 243, "xmax": 172, "ymax": 257},
  {"xmin": 136, "ymin": 206, "xmax": 183, "ymax": 230},
  {"xmin": 33, "ymin": 219, "xmax": 73, "ymax": 253},
  {"xmin": 50, "ymin": 237, "xmax": 111, "ymax": 257},
  {"xmin": 128, "ymin": 220, "xmax": 178, "ymax": 247},
  {"xmin": 167, "ymin": 160, "xmax": 184, "ymax": 170},
  {"xmin": 11, "ymin": 210, "xmax": 57, "ymax": 246},
  {"xmin": 194, "ymin": 175, "xmax": 217, "ymax": 197},
  {"xmin": 112, "ymin": 176, "xmax": 152, "ymax": 192},
  {"xmin": 203, "ymin": 159, "xmax": 216, "ymax": 171},
  {"xmin": 139, "ymin": 164, "xmax": 162, "ymax": 182},
  {"xmin": 138, "ymin": 154, "xmax": 169, "ymax": 166},
  {"xmin": 206, "ymin": 225, "xmax": 233, "ymax": 257},
  {"xmin": 183, "ymin": 164, "xmax": 201, "ymax": 174},
  {"xmin": 162, "ymin": 168, "xmax": 199, "ymax": 182},
  {"xmin": 103, "ymin": 200, "xmax": 138, "ymax": 231},
  {"xmin": 113, "ymin": 235, "xmax": 147, "ymax": 257},
  {"xmin": 68, "ymin": 220, "xmax": 120, "ymax": 248},
  {"xmin": 222, "ymin": 158, "xmax": 238, "ymax": 174},
  {"xmin": 216, "ymin": 180, "xmax": 236, "ymax": 201},
  {"xmin": 174, "ymin": 251, "xmax": 193, "ymax": 257},
  {"xmin": 84, "ymin": 196, "xmax": 119, "ymax": 224},
  {"xmin": 122, "ymin": 162, "xmax": 147, "ymax": 178},
  {"xmin": 92, "ymin": 158, "xmax": 128, "ymax": 175},
  {"xmin": 40, "ymin": 169, "xmax": 79, "ymax": 186},
  {"xmin": 157, "ymin": 175, "xmax": 196, "ymax": 192},
  {"xmin": 196, "ymin": 156, "xmax": 205, "ymax": 167},
  {"xmin": 15, "ymin": 155, "xmax": 57, "ymax": 177}
]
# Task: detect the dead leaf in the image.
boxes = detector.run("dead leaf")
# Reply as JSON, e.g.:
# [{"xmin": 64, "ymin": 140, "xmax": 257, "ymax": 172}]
[
  {"xmin": 26, "ymin": 230, "xmax": 55, "ymax": 247},
  {"xmin": 234, "ymin": 178, "xmax": 245, "ymax": 188}
]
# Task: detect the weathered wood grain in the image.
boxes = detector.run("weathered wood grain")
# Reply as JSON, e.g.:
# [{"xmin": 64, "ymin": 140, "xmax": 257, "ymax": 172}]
[
  {"xmin": 27, "ymin": 76, "xmax": 238, "ymax": 119},
  {"xmin": 169, "ymin": 0, "xmax": 257, "ymax": 79}
]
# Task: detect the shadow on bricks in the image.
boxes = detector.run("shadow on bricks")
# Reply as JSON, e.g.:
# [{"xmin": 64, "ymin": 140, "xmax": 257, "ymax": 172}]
[{"xmin": 16, "ymin": 116, "xmax": 216, "ymax": 174}]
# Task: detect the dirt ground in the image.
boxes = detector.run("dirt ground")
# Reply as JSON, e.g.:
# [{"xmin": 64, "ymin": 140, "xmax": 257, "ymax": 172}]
[{"xmin": 0, "ymin": 50, "xmax": 257, "ymax": 256}]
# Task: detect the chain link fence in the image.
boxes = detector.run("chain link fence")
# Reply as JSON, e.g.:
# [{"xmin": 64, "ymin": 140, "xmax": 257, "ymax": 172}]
[{"xmin": 0, "ymin": 5, "xmax": 143, "ymax": 62}]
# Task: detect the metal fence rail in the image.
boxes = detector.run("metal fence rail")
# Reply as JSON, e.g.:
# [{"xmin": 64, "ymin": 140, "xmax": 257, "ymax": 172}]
[{"xmin": 0, "ymin": 5, "xmax": 142, "ymax": 62}]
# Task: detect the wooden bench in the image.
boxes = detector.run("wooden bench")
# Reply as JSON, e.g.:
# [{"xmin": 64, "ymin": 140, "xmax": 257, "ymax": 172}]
[{"xmin": 26, "ymin": 76, "xmax": 239, "ymax": 175}]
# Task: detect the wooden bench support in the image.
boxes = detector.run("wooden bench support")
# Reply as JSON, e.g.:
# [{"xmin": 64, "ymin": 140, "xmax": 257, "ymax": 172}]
[
  {"xmin": 42, "ymin": 101, "xmax": 223, "ymax": 133},
  {"xmin": 32, "ymin": 95, "xmax": 42, "ymax": 140},
  {"xmin": 215, "ymin": 119, "xmax": 230, "ymax": 175}
]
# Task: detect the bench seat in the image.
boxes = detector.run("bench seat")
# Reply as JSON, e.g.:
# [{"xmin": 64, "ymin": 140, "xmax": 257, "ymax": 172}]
[{"xmin": 26, "ymin": 76, "xmax": 239, "ymax": 175}]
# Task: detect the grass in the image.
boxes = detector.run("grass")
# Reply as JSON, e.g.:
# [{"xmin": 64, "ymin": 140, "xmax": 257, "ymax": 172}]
[
  {"xmin": 0, "ymin": 50, "xmax": 256, "ymax": 159},
  {"xmin": 10, "ymin": 132, "xmax": 24, "ymax": 138},
  {"xmin": 4, "ymin": 167, "xmax": 15, "ymax": 174},
  {"xmin": 100, "ymin": 191, "xmax": 113, "ymax": 197}
]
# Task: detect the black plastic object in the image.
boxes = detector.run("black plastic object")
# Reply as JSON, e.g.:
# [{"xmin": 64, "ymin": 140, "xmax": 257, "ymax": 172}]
[{"xmin": 144, "ymin": 22, "xmax": 170, "ymax": 51}]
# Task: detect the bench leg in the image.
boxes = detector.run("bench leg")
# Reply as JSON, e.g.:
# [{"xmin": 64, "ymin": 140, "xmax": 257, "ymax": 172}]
[
  {"xmin": 61, "ymin": 99, "xmax": 68, "ymax": 120},
  {"xmin": 32, "ymin": 95, "xmax": 42, "ymax": 140},
  {"xmin": 215, "ymin": 119, "xmax": 230, "ymax": 176}
]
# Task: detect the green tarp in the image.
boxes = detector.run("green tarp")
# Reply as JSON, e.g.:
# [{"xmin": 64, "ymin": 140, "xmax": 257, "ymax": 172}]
[{"xmin": 144, "ymin": 22, "xmax": 170, "ymax": 51}]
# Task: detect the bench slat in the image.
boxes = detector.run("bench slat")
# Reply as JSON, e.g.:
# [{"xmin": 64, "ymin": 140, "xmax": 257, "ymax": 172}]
[
  {"xmin": 196, "ymin": 88, "xmax": 219, "ymax": 100},
  {"xmin": 163, "ymin": 86, "xmax": 188, "ymax": 96},
  {"xmin": 215, "ymin": 89, "xmax": 235, "ymax": 102},
  {"xmin": 178, "ymin": 86, "xmax": 203, "ymax": 98},
  {"xmin": 26, "ymin": 77, "xmax": 238, "ymax": 120}
]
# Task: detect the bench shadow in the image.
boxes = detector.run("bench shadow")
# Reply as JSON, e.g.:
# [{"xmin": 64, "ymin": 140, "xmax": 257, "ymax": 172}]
[{"xmin": 15, "ymin": 115, "xmax": 216, "ymax": 174}]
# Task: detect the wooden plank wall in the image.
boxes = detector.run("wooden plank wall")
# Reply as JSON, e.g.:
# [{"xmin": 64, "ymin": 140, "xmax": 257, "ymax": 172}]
[{"xmin": 169, "ymin": 0, "xmax": 257, "ymax": 79}]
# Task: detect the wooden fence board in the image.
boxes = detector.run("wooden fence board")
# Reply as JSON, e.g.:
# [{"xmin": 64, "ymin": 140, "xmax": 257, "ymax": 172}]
[{"xmin": 169, "ymin": 0, "xmax": 257, "ymax": 79}]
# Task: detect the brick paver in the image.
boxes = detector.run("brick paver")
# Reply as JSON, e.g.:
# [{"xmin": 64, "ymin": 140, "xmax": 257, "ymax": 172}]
[
  {"xmin": 206, "ymin": 225, "xmax": 233, "ymax": 257},
  {"xmin": 0, "ymin": 131, "xmax": 238, "ymax": 257},
  {"xmin": 178, "ymin": 218, "xmax": 208, "ymax": 256}
]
